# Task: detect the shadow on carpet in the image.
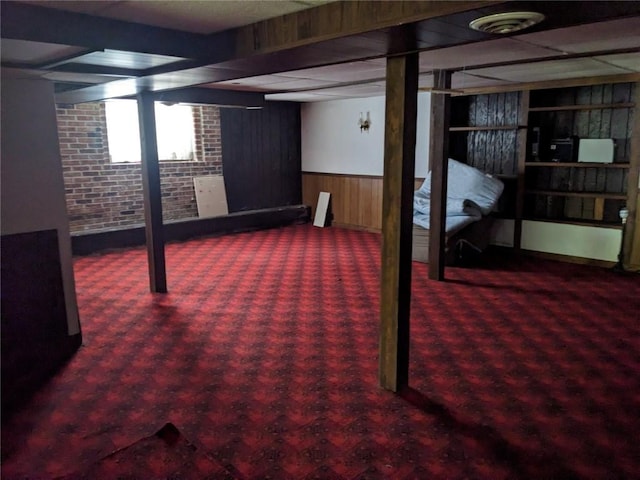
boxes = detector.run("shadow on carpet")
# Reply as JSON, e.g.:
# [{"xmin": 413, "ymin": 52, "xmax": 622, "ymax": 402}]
[{"xmin": 57, "ymin": 423, "xmax": 236, "ymax": 479}]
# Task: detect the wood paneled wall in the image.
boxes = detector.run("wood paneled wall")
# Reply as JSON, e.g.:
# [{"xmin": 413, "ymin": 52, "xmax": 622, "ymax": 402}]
[
  {"xmin": 1, "ymin": 229, "xmax": 82, "ymax": 416},
  {"xmin": 450, "ymin": 92, "xmax": 523, "ymax": 176},
  {"xmin": 220, "ymin": 102, "xmax": 301, "ymax": 212},
  {"xmin": 302, "ymin": 172, "xmax": 424, "ymax": 231}
]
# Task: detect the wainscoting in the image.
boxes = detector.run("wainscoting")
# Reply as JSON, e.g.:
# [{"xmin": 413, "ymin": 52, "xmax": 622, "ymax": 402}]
[{"xmin": 302, "ymin": 172, "xmax": 424, "ymax": 231}]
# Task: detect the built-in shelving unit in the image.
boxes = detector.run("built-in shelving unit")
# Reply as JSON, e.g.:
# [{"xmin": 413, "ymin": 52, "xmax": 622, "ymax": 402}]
[
  {"xmin": 448, "ymin": 80, "xmax": 639, "ymax": 265},
  {"xmin": 524, "ymin": 82, "xmax": 636, "ymax": 228}
]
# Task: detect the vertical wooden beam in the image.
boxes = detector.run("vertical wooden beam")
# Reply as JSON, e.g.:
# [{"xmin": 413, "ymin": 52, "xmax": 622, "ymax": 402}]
[
  {"xmin": 623, "ymin": 82, "xmax": 640, "ymax": 268},
  {"xmin": 137, "ymin": 91, "xmax": 167, "ymax": 293},
  {"xmin": 428, "ymin": 70, "xmax": 452, "ymax": 280},
  {"xmin": 514, "ymin": 90, "xmax": 530, "ymax": 252},
  {"xmin": 379, "ymin": 53, "xmax": 418, "ymax": 392}
]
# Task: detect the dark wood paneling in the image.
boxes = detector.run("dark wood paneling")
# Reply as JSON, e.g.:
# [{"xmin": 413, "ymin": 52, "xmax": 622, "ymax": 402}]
[
  {"xmin": 453, "ymin": 91, "xmax": 522, "ymax": 176},
  {"xmin": 1, "ymin": 229, "xmax": 82, "ymax": 418},
  {"xmin": 220, "ymin": 102, "xmax": 301, "ymax": 213}
]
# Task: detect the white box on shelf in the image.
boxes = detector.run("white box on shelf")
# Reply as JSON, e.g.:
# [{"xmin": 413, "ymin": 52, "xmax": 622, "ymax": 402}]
[{"xmin": 577, "ymin": 139, "xmax": 614, "ymax": 164}]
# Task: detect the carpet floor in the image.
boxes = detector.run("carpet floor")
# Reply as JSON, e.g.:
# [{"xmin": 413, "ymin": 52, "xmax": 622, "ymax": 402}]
[{"xmin": 2, "ymin": 224, "xmax": 639, "ymax": 479}]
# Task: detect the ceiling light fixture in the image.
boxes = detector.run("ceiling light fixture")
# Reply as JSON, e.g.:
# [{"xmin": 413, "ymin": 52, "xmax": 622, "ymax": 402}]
[{"xmin": 469, "ymin": 11, "xmax": 545, "ymax": 34}]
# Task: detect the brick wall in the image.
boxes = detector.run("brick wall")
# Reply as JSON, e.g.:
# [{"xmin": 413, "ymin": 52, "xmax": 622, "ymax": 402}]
[{"xmin": 56, "ymin": 102, "xmax": 222, "ymax": 232}]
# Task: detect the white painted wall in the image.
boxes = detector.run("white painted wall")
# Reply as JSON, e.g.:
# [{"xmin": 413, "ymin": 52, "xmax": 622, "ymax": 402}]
[
  {"xmin": 301, "ymin": 93, "xmax": 431, "ymax": 177},
  {"xmin": 1, "ymin": 73, "xmax": 81, "ymax": 335},
  {"xmin": 521, "ymin": 221, "xmax": 621, "ymax": 262}
]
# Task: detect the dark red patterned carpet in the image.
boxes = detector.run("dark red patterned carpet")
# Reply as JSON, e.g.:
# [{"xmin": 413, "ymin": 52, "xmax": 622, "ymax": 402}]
[{"xmin": 2, "ymin": 224, "xmax": 639, "ymax": 479}]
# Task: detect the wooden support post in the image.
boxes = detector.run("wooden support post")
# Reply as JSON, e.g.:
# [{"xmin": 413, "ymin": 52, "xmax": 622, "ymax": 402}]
[
  {"xmin": 623, "ymin": 82, "xmax": 640, "ymax": 268},
  {"xmin": 513, "ymin": 90, "xmax": 530, "ymax": 252},
  {"xmin": 428, "ymin": 70, "xmax": 452, "ymax": 280},
  {"xmin": 137, "ymin": 91, "xmax": 167, "ymax": 293},
  {"xmin": 379, "ymin": 53, "xmax": 418, "ymax": 392}
]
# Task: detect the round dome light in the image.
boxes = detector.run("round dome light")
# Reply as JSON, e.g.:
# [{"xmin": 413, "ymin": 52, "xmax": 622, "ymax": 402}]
[{"xmin": 469, "ymin": 11, "xmax": 545, "ymax": 34}]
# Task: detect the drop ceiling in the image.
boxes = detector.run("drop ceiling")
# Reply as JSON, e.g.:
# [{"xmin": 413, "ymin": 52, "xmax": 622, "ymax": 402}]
[{"xmin": 1, "ymin": 1, "xmax": 639, "ymax": 104}]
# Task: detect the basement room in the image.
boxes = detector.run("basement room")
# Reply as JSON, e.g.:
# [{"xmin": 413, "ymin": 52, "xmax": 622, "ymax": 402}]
[{"xmin": 2, "ymin": 1, "xmax": 639, "ymax": 478}]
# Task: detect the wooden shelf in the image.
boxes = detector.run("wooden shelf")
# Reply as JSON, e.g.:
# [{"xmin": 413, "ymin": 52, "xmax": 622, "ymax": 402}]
[
  {"xmin": 449, "ymin": 125, "xmax": 523, "ymax": 132},
  {"xmin": 529, "ymin": 102, "xmax": 634, "ymax": 112},
  {"xmin": 523, "ymin": 217, "xmax": 623, "ymax": 230},
  {"xmin": 525, "ymin": 189, "xmax": 627, "ymax": 200},
  {"xmin": 525, "ymin": 162, "xmax": 630, "ymax": 169}
]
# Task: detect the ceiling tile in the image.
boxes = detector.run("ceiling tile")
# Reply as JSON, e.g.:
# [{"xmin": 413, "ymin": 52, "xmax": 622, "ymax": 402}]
[
  {"xmin": 418, "ymin": 38, "xmax": 559, "ymax": 71},
  {"xmin": 213, "ymin": 75, "xmax": 298, "ymax": 88},
  {"xmin": 517, "ymin": 17, "xmax": 640, "ymax": 54},
  {"xmin": 24, "ymin": 0, "xmax": 335, "ymax": 34},
  {"xmin": 70, "ymin": 49, "xmax": 185, "ymax": 69},
  {"xmin": 593, "ymin": 53, "xmax": 640, "ymax": 72},
  {"xmin": 469, "ymin": 58, "xmax": 630, "ymax": 83},
  {"xmin": 260, "ymin": 78, "xmax": 338, "ymax": 90},
  {"xmin": 417, "ymin": 72, "xmax": 513, "ymax": 91},
  {"xmin": 277, "ymin": 60, "xmax": 386, "ymax": 82},
  {"xmin": 22, "ymin": 1, "xmax": 118, "ymax": 15},
  {"xmin": 0, "ymin": 39, "xmax": 87, "ymax": 64},
  {"xmin": 452, "ymin": 73, "xmax": 514, "ymax": 89},
  {"xmin": 265, "ymin": 81, "xmax": 387, "ymax": 102},
  {"xmin": 265, "ymin": 92, "xmax": 344, "ymax": 102},
  {"xmin": 308, "ymin": 83, "xmax": 386, "ymax": 97}
]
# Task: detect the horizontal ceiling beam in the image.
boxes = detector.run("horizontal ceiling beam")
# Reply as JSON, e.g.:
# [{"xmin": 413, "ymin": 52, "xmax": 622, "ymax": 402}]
[
  {"xmin": 151, "ymin": 87, "xmax": 266, "ymax": 108},
  {"xmin": 228, "ymin": 0, "xmax": 500, "ymax": 57},
  {"xmin": 15, "ymin": 0, "xmax": 501, "ymax": 104},
  {"xmin": 1, "ymin": 1, "xmax": 497, "ymax": 62},
  {"xmin": 0, "ymin": 1, "xmax": 232, "ymax": 61},
  {"xmin": 55, "ymin": 84, "xmax": 266, "ymax": 108}
]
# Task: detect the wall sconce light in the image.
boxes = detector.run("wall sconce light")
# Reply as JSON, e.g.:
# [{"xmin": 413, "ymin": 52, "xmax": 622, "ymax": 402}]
[{"xmin": 358, "ymin": 111, "xmax": 371, "ymax": 133}]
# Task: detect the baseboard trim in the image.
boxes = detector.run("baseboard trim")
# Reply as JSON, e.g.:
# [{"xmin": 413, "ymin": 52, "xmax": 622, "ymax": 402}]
[
  {"xmin": 332, "ymin": 222, "xmax": 381, "ymax": 234},
  {"xmin": 521, "ymin": 249, "xmax": 616, "ymax": 269},
  {"xmin": 72, "ymin": 205, "xmax": 311, "ymax": 255}
]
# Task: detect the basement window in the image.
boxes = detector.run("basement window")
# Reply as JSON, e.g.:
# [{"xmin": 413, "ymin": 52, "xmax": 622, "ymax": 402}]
[{"xmin": 105, "ymin": 99, "xmax": 196, "ymax": 163}]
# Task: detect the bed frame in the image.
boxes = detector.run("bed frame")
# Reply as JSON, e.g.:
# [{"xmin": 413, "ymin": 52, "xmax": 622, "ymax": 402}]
[{"xmin": 411, "ymin": 215, "xmax": 495, "ymax": 265}]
